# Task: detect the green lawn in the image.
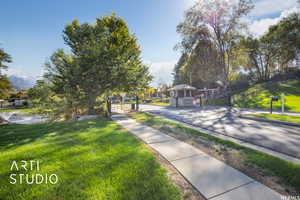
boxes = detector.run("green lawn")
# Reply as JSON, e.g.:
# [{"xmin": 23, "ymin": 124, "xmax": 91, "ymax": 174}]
[
  {"xmin": 0, "ymin": 118, "xmax": 180, "ymax": 200},
  {"xmin": 149, "ymin": 102, "xmax": 170, "ymax": 106},
  {"xmin": 144, "ymin": 98, "xmax": 170, "ymax": 106},
  {"xmin": 234, "ymin": 80, "xmax": 300, "ymax": 112},
  {"xmin": 130, "ymin": 112, "xmax": 300, "ymax": 192},
  {"xmin": 247, "ymin": 113, "xmax": 300, "ymax": 124}
]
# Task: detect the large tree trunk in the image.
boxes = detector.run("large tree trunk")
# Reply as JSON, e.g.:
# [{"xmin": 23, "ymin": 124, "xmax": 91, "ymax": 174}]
[
  {"xmin": 219, "ymin": 51, "xmax": 229, "ymax": 87},
  {"xmin": 106, "ymin": 98, "xmax": 111, "ymax": 117},
  {"xmin": 87, "ymin": 105, "xmax": 95, "ymax": 115},
  {"xmin": 87, "ymin": 94, "xmax": 97, "ymax": 115},
  {"xmin": 135, "ymin": 95, "xmax": 139, "ymax": 111}
]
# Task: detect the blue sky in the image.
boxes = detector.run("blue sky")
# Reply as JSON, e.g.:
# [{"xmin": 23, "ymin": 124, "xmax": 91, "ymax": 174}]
[{"xmin": 0, "ymin": 0, "xmax": 299, "ymax": 86}]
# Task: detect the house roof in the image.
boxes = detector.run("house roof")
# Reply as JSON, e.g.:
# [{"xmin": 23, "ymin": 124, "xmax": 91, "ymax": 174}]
[{"xmin": 168, "ymin": 84, "xmax": 196, "ymax": 91}]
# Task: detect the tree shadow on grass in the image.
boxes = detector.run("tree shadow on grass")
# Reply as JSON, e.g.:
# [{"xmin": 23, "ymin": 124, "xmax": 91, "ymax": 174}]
[
  {"xmin": 233, "ymin": 80, "xmax": 300, "ymax": 111},
  {"xmin": 0, "ymin": 118, "xmax": 180, "ymax": 200},
  {"xmin": 0, "ymin": 119, "xmax": 112, "ymax": 150},
  {"xmin": 261, "ymin": 80, "xmax": 300, "ymax": 96}
]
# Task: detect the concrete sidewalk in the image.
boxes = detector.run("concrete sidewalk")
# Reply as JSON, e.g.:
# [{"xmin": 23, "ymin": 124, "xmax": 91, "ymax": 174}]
[{"xmin": 111, "ymin": 114, "xmax": 281, "ymax": 200}]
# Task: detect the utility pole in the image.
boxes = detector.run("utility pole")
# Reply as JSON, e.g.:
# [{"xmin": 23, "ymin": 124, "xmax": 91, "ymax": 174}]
[
  {"xmin": 281, "ymin": 93, "xmax": 285, "ymax": 113},
  {"xmin": 270, "ymin": 99, "xmax": 273, "ymax": 114}
]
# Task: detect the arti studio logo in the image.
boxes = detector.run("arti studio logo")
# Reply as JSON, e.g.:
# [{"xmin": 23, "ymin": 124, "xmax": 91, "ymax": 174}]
[{"xmin": 9, "ymin": 160, "xmax": 58, "ymax": 184}]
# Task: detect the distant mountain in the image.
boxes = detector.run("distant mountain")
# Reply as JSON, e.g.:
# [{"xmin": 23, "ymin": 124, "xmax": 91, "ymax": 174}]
[{"xmin": 9, "ymin": 75, "xmax": 36, "ymax": 90}]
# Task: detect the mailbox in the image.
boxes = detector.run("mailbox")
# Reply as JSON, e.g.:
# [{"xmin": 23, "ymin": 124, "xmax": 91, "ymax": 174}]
[
  {"xmin": 270, "ymin": 96, "xmax": 279, "ymax": 114},
  {"xmin": 271, "ymin": 96, "xmax": 279, "ymax": 102}
]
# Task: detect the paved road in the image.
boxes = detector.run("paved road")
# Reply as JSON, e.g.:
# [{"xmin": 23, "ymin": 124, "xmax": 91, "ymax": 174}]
[
  {"xmin": 140, "ymin": 105, "xmax": 300, "ymax": 159},
  {"xmin": 0, "ymin": 112, "xmax": 47, "ymax": 124}
]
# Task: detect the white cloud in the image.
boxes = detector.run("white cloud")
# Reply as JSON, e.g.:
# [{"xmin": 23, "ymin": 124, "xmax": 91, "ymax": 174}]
[
  {"xmin": 184, "ymin": 0, "xmax": 196, "ymax": 7},
  {"xmin": 249, "ymin": 6, "xmax": 300, "ymax": 37},
  {"xmin": 144, "ymin": 60, "xmax": 176, "ymax": 87},
  {"xmin": 4, "ymin": 68, "xmax": 26, "ymax": 78},
  {"xmin": 250, "ymin": 0, "xmax": 298, "ymax": 17},
  {"xmin": 248, "ymin": 18, "xmax": 279, "ymax": 37},
  {"xmin": 4, "ymin": 67, "xmax": 41, "ymax": 82}
]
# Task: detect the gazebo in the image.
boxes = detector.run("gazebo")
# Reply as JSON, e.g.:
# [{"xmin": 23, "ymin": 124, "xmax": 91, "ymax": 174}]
[
  {"xmin": 169, "ymin": 84, "xmax": 196, "ymax": 107},
  {"xmin": 0, "ymin": 99, "xmax": 4, "ymax": 108}
]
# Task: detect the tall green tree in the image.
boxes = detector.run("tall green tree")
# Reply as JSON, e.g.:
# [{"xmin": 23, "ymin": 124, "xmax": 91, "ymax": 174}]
[
  {"xmin": 0, "ymin": 48, "xmax": 12, "ymax": 71},
  {"xmin": 239, "ymin": 37, "xmax": 277, "ymax": 81},
  {"xmin": 239, "ymin": 12, "xmax": 300, "ymax": 82},
  {"xmin": 0, "ymin": 48, "xmax": 12, "ymax": 98},
  {"xmin": 173, "ymin": 53, "xmax": 188, "ymax": 85},
  {"xmin": 44, "ymin": 49, "xmax": 85, "ymax": 117},
  {"xmin": 263, "ymin": 13, "xmax": 300, "ymax": 71},
  {"xmin": 46, "ymin": 14, "xmax": 151, "ymax": 114},
  {"xmin": 175, "ymin": 0, "xmax": 253, "ymax": 87}
]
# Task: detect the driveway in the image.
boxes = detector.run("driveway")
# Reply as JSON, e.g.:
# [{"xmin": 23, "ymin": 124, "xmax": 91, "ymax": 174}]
[
  {"xmin": 140, "ymin": 105, "xmax": 300, "ymax": 159},
  {"xmin": 0, "ymin": 112, "xmax": 47, "ymax": 124}
]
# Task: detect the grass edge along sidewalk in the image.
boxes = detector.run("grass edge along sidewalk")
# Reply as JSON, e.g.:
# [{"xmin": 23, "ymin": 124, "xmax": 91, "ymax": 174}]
[
  {"xmin": 0, "ymin": 118, "xmax": 181, "ymax": 200},
  {"xmin": 129, "ymin": 112, "xmax": 300, "ymax": 194},
  {"xmin": 246, "ymin": 113, "xmax": 300, "ymax": 125}
]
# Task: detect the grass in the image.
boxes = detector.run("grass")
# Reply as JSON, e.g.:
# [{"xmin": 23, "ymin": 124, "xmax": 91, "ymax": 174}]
[
  {"xmin": 0, "ymin": 118, "xmax": 181, "ymax": 200},
  {"xmin": 0, "ymin": 107, "xmax": 40, "ymax": 114},
  {"xmin": 233, "ymin": 80, "xmax": 300, "ymax": 112},
  {"xmin": 144, "ymin": 98, "xmax": 170, "ymax": 106},
  {"xmin": 247, "ymin": 113, "xmax": 300, "ymax": 124},
  {"xmin": 149, "ymin": 102, "xmax": 170, "ymax": 106},
  {"xmin": 130, "ymin": 112, "xmax": 300, "ymax": 192}
]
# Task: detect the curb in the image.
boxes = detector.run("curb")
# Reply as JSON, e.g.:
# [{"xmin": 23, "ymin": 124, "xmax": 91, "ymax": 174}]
[{"xmin": 239, "ymin": 115, "xmax": 300, "ymax": 128}]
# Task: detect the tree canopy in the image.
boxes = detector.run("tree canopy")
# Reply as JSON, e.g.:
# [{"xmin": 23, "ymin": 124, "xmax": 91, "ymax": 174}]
[
  {"xmin": 0, "ymin": 48, "xmax": 12, "ymax": 72},
  {"xmin": 0, "ymin": 48, "xmax": 12, "ymax": 98},
  {"xmin": 175, "ymin": 0, "xmax": 253, "ymax": 87},
  {"xmin": 44, "ymin": 14, "xmax": 151, "ymax": 115},
  {"xmin": 264, "ymin": 13, "xmax": 300, "ymax": 67},
  {"xmin": 174, "ymin": 0, "xmax": 300, "ymax": 91}
]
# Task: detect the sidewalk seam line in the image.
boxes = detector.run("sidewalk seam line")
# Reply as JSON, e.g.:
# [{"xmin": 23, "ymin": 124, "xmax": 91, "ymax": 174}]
[
  {"xmin": 147, "ymin": 139, "xmax": 175, "ymax": 144},
  {"xmin": 208, "ymin": 181, "xmax": 255, "ymax": 199},
  {"xmin": 169, "ymin": 153, "xmax": 201, "ymax": 162}
]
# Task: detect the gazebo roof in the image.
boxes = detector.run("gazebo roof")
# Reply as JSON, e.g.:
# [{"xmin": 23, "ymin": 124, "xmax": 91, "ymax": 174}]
[{"xmin": 168, "ymin": 84, "xmax": 196, "ymax": 91}]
